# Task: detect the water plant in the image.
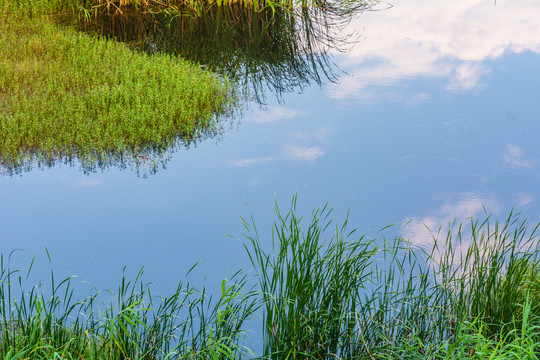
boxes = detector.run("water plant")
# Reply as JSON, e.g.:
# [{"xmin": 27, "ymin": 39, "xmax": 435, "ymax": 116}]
[
  {"xmin": 242, "ymin": 198, "xmax": 540, "ymax": 358},
  {"xmin": 72, "ymin": 4, "xmax": 351, "ymax": 105},
  {"xmin": 0, "ymin": 253, "xmax": 257, "ymax": 359},
  {"xmin": 242, "ymin": 198, "xmax": 379, "ymax": 358},
  {"xmin": 0, "ymin": 0, "xmax": 236, "ymax": 176},
  {"xmin": 81, "ymin": 0, "xmax": 372, "ymax": 15},
  {"xmin": 0, "ymin": 199, "xmax": 539, "ymax": 358}
]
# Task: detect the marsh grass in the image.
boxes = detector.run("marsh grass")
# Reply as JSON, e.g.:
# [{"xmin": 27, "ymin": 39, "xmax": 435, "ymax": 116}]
[
  {"xmin": 0, "ymin": 0, "xmax": 368, "ymax": 174},
  {"xmin": 1, "ymin": 199, "xmax": 540, "ymax": 359},
  {"xmin": 0, "ymin": 253, "xmax": 257, "ymax": 359},
  {"xmin": 0, "ymin": 0, "xmax": 236, "ymax": 175},
  {"xmin": 82, "ymin": 0, "xmax": 369, "ymax": 15},
  {"xmin": 242, "ymin": 197, "xmax": 540, "ymax": 359},
  {"xmin": 242, "ymin": 198, "xmax": 379, "ymax": 358},
  {"xmin": 73, "ymin": 3, "xmax": 358, "ymax": 105}
]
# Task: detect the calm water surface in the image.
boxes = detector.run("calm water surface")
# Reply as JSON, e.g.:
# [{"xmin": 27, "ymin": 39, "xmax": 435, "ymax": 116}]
[{"xmin": 2, "ymin": 0, "xmax": 540, "ymax": 292}]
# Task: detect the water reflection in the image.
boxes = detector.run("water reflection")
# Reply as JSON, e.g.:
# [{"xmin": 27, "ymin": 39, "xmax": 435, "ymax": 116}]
[
  {"xmin": 403, "ymin": 194, "xmax": 500, "ymax": 249},
  {"xmin": 1, "ymin": 2, "xmax": 375, "ymax": 177},
  {"xmin": 77, "ymin": 3, "xmax": 371, "ymax": 103},
  {"xmin": 0, "ymin": 114, "xmax": 233, "ymax": 177},
  {"xmin": 330, "ymin": 0, "xmax": 540, "ymax": 99}
]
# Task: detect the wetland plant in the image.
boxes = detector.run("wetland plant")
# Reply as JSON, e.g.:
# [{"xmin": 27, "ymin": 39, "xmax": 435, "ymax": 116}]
[
  {"xmin": 242, "ymin": 199, "xmax": 540, "ymax": 358},
  {"xmin": 0, "ymin": 255, "xmax": 257, "ymax": 359},
  {"xmin": 81, "ymin": 0, "xmax": 374, "ymax": 15},
  {"xmin": 74, "ymin": 5, "xmax": 346, "ymax": 104},
  {"xmin": 0, "ymin": 0, "xmax": 237, "ymax": 176},
  {"xmin": 0, "ymin": 200, "xmax": 539, "ymax": 358}
]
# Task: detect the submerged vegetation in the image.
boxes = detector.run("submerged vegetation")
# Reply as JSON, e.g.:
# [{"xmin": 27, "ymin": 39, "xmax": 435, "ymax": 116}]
[{"xmin": 2, "ymin": 198, "xmax": 540, "ymax": 359}]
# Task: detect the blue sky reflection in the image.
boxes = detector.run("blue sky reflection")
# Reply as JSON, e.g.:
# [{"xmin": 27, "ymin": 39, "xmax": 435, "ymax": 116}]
[{"xmin": 330, "ymin": 0, "xmax": 540, "ymax": 99}]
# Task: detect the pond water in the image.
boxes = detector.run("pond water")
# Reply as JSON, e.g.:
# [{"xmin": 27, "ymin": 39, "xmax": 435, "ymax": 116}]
[{"xmin": 2, "ymin": 0, "xmax": 540, "ymax": 294}]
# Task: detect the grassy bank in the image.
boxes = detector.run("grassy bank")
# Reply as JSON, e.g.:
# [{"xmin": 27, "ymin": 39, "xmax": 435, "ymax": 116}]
[
  {"xmin": 1, "ymin": 199, "xmax": 540, "ymax": 359},
  {"xmin": 0, "ymin": 1, "xmax": 235, "ymax": 175}
]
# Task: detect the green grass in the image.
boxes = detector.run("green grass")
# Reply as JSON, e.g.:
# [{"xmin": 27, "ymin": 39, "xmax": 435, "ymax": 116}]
[
  {"xmin": 0, "ymin": 255, "xmax": 257, "ymax": 359},
  {"xmin": 1, "ymin": 198, "xmax": 540, "ymax": 359},
  {"xmin": 0, "ymin": 1, "xmax": 236, "ymax": 175},
  {"xmin": 80, "ymin": 0, "xmax": 351, "ymax": 15},
  {"xmin": 74, "ymin": 4, "xmax": 353, "ymax": 105}
]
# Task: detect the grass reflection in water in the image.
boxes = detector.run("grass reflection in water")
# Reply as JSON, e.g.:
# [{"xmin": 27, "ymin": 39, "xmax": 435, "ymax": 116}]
[
  {"xmin": 1, "ymin": 0, "xmax": 373, "ymax": 176},
  {"xmin": 77, "ymin": 1, "xmax": 370, "ymax": 104}
]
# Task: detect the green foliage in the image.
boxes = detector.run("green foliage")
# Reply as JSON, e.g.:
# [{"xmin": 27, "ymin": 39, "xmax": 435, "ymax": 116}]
[
  {"xmin": 429, "ymin": 215, "xmax": 540, "ymax": 340},
  {"xmin": 0, "ymin": 255, "xmax": 255, "ymax": 360},
  {"xmin": 0, "ymin": 4, "xmax": 235, "ymax": 175},
  {"xmin": 243, "ymin": 197, "xmax": 378, "ymax": 358},
  {"xmin": 0, "ymin": 200, "xmax": 540, "ymax": 358},
  {"xmin": 243, "ymin": 199, "xmax": 540, "ymax": 359}
]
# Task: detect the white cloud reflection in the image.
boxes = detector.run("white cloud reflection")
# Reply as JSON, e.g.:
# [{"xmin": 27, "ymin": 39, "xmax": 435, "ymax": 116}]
[
  {"xmin": 228, "ymin": 145, "xmax": 325, "ymax": 166},
  {"xmin": 249, "ymin": 106, "xmax": 304, "ymax": 123},
  {"xmin": 330, "ymin": 0, "xmax": 540, "ymax": 98},
  {"xmin": 517, "ymin": 193, "xmax": 534, "ymax": 207},
  {"xmin": 313, "ymin": 127, "xmax": 332, "ymax": 142},
  {"xmin": 282, "ymin": 145, "xmax": 325, "ymax": 162},
  {"xmin": 503, "ymin": 144, "xmax": 537, "ymax": 170},
  {"xmin": 403, "ymin": 194, "xmax": 500, "ymax": 250},
  {"xmin": 228, "ymin": 156, "xmax": 276, "ymax": 167}
]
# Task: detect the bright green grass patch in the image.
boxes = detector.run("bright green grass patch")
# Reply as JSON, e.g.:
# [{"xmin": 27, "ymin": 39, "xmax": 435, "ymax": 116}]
[{"xmin": 0, "ymin": 5, "xmax": 235, "ymax": 174}]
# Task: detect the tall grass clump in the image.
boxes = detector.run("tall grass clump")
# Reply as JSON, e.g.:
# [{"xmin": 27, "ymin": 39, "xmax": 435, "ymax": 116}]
[
  {"xmin": 81, "ymin": 0, "xmax": 367, "ymax": 15},
  {"xmin": 0, "ymin": 253, "xmax": 257, "ymax": 359},
  {"xmin": 243, "ymin": 197, "xmax": 379, "ymax": 358},
  {"xmin": 242, "ymin": 198, "xmax": 540, "ymax": 358},
  {"xmin": 424, "ymin": 215, "xmax": 540, "ymax": 338}
]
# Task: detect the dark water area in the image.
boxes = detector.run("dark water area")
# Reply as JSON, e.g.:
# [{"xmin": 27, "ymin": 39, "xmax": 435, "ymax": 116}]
[{"xmin": 2, "ymin": 0, "xmax": 540, "ymax": 299}]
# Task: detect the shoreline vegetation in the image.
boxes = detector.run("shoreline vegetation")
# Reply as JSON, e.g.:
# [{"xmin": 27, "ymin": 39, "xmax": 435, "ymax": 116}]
[
  {"xmin": 1, "ymin": 198, "xmax": 540, "ymax": 359},
  {"xmin": 1, "ymin": 0, "xmax": 372, "ymax": 175},
  {"xmin": 0, "ymin": 0, "xmax": 236, "ymax": 175},
  {"xmin": 77, "ymin": 0, "xmax": 374, "ymax": 16}
]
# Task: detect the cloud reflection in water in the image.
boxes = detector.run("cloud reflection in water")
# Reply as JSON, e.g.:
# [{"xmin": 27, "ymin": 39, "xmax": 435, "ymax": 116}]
[
  {"xmin": 330, "ymin": 0, "xmax": 540, "ymax": 98},
  {"xmin": 403, "ymin": 194, "xmax": 500, "ymax": 251}
]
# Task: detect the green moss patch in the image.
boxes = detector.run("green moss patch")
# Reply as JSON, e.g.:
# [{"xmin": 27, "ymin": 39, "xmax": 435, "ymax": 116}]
[{"xmin": 0, "ymin": 8, "xmax": 235, "ymax": 174}]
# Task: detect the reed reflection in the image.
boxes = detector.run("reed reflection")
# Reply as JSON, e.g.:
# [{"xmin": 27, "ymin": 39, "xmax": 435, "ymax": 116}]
[
  {"xmin": 2, "ymin": 2, "xmax": 370, "ymax": 176},
  {"xmin": 79, "ymin": 2, "xmax": 370, "ymax": 103}
]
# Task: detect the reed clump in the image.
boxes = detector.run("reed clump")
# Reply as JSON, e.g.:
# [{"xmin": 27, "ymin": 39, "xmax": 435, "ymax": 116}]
[
  {"xmin": 1, "ymin": 199, "xmax": 540, "ymax": 359},
  {"xmin": 80, "ymin": 0, "xmax": 373, "ymax": 20},
  {"xmin": 88, "ymin": 0, "xmax": 293, "ymax": 15}
]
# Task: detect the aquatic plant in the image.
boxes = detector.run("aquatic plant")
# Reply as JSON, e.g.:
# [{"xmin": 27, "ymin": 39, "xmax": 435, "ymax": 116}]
[
  {"xmin": 0, "ymin": 199, "xmax": 539, "ymax": 358},
  {"xmin": 0, "ymin": 2, "xmax": 236, "ymax": 176},
  {"xmin": 72, "ymin": 4, "xmax": 349, "ymax": 104},
  {"xmin": 242, "ymin": 198, "xmax": 540, "ymax": 358},
  {"xmin": 429, "ymin": 215, "xmax": 540, "ymax": 341},
  {"xmin": 242, "ymin": 198, "xmax": 380, "ymax": 358},
  {"xmin": 82, "ymin": 0, "xmax": 373, "ymax": 15},
  {"xmin": 0, "ymin": 254, "xmax": 256, "ymax": 359}
]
